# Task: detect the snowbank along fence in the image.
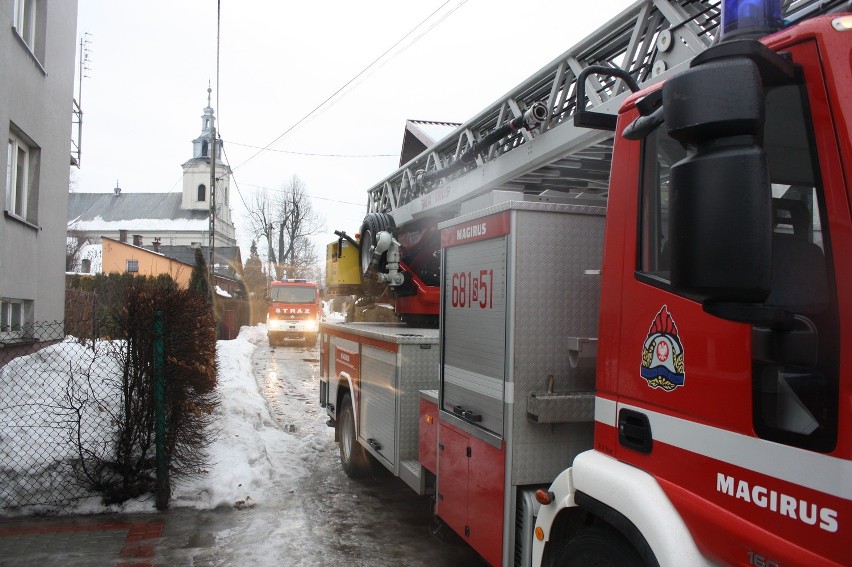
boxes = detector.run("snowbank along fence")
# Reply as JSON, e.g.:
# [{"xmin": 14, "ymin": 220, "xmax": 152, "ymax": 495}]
[
  {"xmin": 0, "ymin": 321, "xmax": 112, "ymax": 511},
  {"xmin": 0, "ymin": 319, "xmax": 173, "ymax": 512}
]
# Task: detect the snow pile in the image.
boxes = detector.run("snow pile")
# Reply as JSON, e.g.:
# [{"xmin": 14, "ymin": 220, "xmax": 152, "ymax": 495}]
[
  {"xmin": 0, "ymin": 324, "xmax": 315, "ymax": 516},
  {"xmin": 170, "ymin": 325, "xmax": 305, "ymax": 510},
  {"xmin": 0, "ymin": 339, "xmax": 121, "ymax": 511}
]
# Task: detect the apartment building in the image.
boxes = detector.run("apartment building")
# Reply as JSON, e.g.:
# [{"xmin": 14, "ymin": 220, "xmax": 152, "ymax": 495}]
[{"xmin": 1, "ymin": 0, "xmax": 79, "ymax": 338}]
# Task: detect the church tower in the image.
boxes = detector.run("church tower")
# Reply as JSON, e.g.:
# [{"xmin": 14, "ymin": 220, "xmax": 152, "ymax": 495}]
[{"xmin": 182, "ymin": 86, "xmax": 236, "ymax": 247}]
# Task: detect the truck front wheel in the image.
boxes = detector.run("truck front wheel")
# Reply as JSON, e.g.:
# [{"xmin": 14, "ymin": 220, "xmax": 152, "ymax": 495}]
[
  {"xmin": 553, "ymin": 526, "xmax": 644, "ymax": 567},
  {"xmin": 338, "ymin": 393, "xmax": 371, "ymax": 478}
]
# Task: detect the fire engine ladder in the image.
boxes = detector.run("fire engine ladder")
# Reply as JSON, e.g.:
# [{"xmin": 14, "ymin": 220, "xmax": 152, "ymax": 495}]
[{"xmin": 366, "ymin": 0, "xmax": 841, "ymax": 227}]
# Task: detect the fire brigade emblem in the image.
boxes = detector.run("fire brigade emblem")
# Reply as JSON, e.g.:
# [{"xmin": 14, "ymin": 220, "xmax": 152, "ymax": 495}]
[{"xmin": 640, "ymin": 306, "xmax": 685, "ymax": 391}]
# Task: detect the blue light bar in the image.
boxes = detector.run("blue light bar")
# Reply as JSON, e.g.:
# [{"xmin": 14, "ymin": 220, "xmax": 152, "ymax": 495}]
[{"xmin": 721, "ymin": 0, "xmax": 783, "ymax": 41}]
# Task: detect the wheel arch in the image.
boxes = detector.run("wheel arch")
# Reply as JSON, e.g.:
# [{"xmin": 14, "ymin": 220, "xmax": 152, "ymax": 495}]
[
  {"xmin": 334, "ymin": 372, "xmax": 355, "ymax": 442},
  {"xmin": 538, "ymin": 489, "xmax": 656, "ymax": 567},
  {"xmin": 540, "ymin": 450, "xmax": 709, "ymax": 566}
]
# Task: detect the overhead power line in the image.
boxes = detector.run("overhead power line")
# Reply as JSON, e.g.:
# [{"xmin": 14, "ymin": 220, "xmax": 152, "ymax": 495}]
[
  {"xmin": 226, "ymin": 141, "xmax": 395, "ymax": 158},
  {"xmin": 231, "ymin": 0, "xmax": 468, "ymax": 173},
  {"xmin": 241, "ymin": 182, "xmax": 365, "ymax": 208}
]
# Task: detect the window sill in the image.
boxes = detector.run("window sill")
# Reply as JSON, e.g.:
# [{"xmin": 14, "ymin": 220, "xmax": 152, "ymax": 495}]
[
  {"xmin": 11, "ymin": 26, "xmax": 47, "ymax": 76},
  {"xmin": 4, "ymin": 210, "xmax": 41, "ymax": 231},
  {"xmin": 0, "ymin": 335, "xmax": 37, "ymax": 348}
]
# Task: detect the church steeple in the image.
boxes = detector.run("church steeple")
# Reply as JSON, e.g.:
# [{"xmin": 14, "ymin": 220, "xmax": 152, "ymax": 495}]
[
  {"xmin": 191, "ymin": 83, "xmax": 222, "ymax": 161},
  {"xmin": 181, "ymin": 85, "xmax": 235, "ymax": 247}
]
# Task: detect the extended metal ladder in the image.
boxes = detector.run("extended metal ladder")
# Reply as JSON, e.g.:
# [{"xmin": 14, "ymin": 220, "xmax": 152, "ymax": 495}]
[{"xmin": 365, "ymin": 0, "xmax": 843, "ymax": 226}]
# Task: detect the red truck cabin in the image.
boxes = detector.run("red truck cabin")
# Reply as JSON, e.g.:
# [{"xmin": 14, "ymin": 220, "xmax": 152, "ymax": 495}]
[
  {"xmin": 267, "ymin": 279, "xmax": 320, "ymax": 347},
  {"xmin": 590, "ymin": 15, "xmax": 850, "ymax": 566}
]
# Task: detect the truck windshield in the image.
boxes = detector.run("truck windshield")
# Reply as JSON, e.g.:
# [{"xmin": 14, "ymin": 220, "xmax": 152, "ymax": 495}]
[{"xmin": 270, "ymin": 286, "xmax": 316, "ymax": 303}]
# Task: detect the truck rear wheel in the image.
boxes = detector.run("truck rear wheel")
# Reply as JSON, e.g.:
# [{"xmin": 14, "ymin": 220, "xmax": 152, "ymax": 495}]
[
  {"xmin": 338, "ymin": 393, "xmax": 371, "ymax": 478},
  {"xmin": 553, "ymin": 526, "xmax": 644, "ymax": 567}
]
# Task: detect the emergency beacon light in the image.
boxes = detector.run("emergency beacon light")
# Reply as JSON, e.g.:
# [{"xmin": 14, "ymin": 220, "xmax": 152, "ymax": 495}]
[{"xmin": 721, "ymin": 0, "xmax": 783, "ymax": 41}]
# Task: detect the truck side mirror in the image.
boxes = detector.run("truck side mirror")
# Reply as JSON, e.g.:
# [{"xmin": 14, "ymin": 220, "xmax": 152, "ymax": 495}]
[
  {"xmin": 662, "ymin": 42, "xmax": 785, "ymax": 305},
  {"xmin": 668, "ymin": 143, "xmax": 772, "ymax": 303}
]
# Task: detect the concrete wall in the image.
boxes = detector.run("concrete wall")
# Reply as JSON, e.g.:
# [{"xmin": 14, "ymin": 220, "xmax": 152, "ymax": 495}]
[{"xmin": 0, "ymin": 0, "xmax": 79, "ymax": 325}]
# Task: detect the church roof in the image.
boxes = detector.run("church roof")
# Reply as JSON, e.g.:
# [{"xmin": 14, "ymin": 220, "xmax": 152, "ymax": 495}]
[
  {"xmin": 67, "ymin": 192, "xmax": 209, "ymax": 232},
  {"xmin": 181, "ymin": 156, "xmax": 231, "ymax": 169}
]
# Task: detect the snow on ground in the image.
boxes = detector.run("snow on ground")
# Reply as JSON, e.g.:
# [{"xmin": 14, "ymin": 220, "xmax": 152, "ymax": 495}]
[
  {"xmin": 169, "ymin": 324, "xmax": 296, "ymax": 511},
  {"xmin": 0, "ymin": 324, "xmax": 320, "ymax": 516}
]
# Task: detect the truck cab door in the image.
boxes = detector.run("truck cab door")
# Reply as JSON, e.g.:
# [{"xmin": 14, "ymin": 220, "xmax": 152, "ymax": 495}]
[{"xmin": 606, "ymin": 38, "xmax": 846, "ymax": 565}]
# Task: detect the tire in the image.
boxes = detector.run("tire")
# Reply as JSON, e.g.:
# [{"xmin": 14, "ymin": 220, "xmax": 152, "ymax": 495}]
[
  {"xmin": 337, "ymin": 393, "xmax": 371, "ymax": 478},
  {"xmin": 359, "ymin": 213, "xmax": 395, "ymax": 295},
  {"xmin": 305, "ymin": 333, "xmax": 317, "ymax": 348},
  {"xmin": 553, "ymin": 526, "xmax": 644, "ymax": 567}
]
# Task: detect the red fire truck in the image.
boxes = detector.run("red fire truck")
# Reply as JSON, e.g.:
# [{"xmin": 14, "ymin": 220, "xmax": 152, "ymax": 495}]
[
  {"xmin": 266, "ymin": 279, "xmax": 320, "ymax": 347},
  {"xmin": 320, "ymin": 1, "xmax": 850, "ymax": 565}
]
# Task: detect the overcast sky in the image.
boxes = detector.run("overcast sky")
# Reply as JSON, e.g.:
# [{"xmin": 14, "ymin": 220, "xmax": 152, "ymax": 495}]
[{"xmin": 74, "ymin": 0, "xmax": 636, "ymax": 259}]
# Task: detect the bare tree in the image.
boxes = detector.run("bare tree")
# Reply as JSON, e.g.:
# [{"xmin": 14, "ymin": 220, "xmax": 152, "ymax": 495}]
[
  {"xmin": 69, "ymin": 168, "xmax": 79, "ymax": 193},
  {"xmin": 243, "ymin": 189, "xmax": 278, "ymax": 276},
  {"xmin": 275, "ymin": 175, "xmax": 323, "ymax": 279},
  {"xmin": 67, "ymin": 227, "xmax": 93, "ymax": 272},
  {"xmin": 243, "ymin": 175, "xmax": 324, "ymax": 280}
]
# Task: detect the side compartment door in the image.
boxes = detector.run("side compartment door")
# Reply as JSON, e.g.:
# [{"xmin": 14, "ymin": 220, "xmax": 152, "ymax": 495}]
[
  {"xmin": 441, "ymin": 232, "xmax": 507, "ymax": 436},
  {"xmin": 436, "ymin": 424, "xmax": 469, "ymax": 539},
  {"xmin": 359, "ymin": 344, "xmax": 398, "ymax": 466}
]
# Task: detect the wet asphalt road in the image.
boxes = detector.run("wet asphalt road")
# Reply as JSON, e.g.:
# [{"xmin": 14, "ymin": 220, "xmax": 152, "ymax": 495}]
[{"xmin": 247, "ymin": 338, "xmax": 488, "ymax": 567}]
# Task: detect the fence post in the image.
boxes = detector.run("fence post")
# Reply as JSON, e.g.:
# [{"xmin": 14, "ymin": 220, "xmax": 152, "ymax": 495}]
[{"xmin": 154, "ymin": 310, "xmax": 169, "ymax": 510}]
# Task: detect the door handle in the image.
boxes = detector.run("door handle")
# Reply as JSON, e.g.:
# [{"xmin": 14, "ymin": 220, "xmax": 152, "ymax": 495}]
[{"xmin": 618, "ymin": 409, "xmax": 653, "ymax": 454}]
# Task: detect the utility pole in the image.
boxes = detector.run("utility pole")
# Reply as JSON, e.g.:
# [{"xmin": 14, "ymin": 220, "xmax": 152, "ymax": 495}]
[{"xmin": 208, "ymin": 125, "xmax": 216, "ymax": 291}]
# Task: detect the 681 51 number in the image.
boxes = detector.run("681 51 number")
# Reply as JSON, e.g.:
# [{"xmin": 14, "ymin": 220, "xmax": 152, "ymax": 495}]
[{"xmin": 451, "ymin": 269, "xmax": 493, "ymax": 309}]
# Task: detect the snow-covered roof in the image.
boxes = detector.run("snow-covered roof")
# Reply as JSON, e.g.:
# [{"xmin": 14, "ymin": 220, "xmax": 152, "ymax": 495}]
[
  {"xmin": 407, "ymin": 119, "xmax": 459, "ymax": 146},
  {"xmin": 67, "ymin": 192, "xmax": 208, "ymax": 229},
  {"xmin": 70, "ymin": 216, "xmax": 209, "ymax": 233},
  {"xmin": 399, "ymin": 119, "xmax": 461, "ymax": 167}
]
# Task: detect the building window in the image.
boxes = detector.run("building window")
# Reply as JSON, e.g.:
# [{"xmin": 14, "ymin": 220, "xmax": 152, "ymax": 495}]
[
  {"xmin": 198, "ymin": 184, "xmax": 206, "ymax": 201},
  {"xmin": 81, "ymin": 259, "xmax": 91, "ymax": 273},
  {"xmin": 0, "ymin": 298, "xmax": 27, "ymax": 335},
  {"xmin": 12, "ymin": 0, "xmax": 45, "ymax": 61},
  {"xmin": 6, "ymin": 131, "xmax": 36, "ymax": 221},
  {"xmin": 201, "ymin": 140, "xmax": 208, "ymax": 157},
  {"xmin": 127, "ymin": 259, "xmax": 139, "ymax": 273}
]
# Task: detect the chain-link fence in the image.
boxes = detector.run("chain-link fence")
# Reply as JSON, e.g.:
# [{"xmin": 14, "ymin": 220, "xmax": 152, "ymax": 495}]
[{"xmin": 0, "ymin": 322, "xmax": 123, "ymax": 512}]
